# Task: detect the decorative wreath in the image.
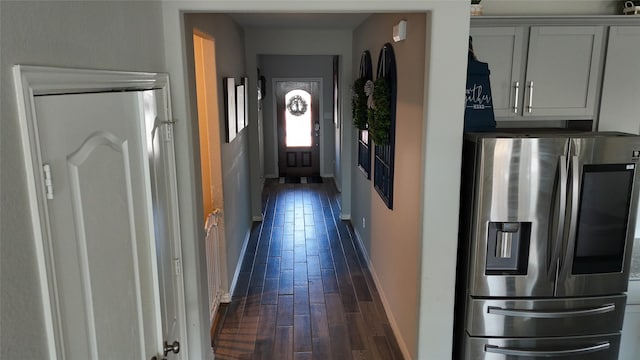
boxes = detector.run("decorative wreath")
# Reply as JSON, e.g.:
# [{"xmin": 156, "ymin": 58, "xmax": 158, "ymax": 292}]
[
  {"xmin": 368, "ymin": 77, "xmax": 391, "ymax": 145},
  {"xmin": 287, "ymin": 95, "xmax": 308, "ymax": 116},
  {"xmin": 351, "ymin": 77, "xmax": 369, "ymax": 130}
]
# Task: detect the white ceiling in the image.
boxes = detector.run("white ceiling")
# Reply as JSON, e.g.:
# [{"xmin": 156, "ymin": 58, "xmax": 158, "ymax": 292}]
[{"xmin": 229, "ymin": 13, "xmax": 371, "ymax": 29}]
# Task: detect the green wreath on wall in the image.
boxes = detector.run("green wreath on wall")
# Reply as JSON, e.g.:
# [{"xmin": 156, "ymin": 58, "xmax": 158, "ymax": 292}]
[
  {"xmin": 352, "ymin": 77, "xmax": 369, "ymax": 130},
  {"xmin": 353, "ymin": 51, "xmax": 372, "ymax": 130},
  {"xmin": 368, "ymin": 77, "xmax": 391, "ymax": 145}
]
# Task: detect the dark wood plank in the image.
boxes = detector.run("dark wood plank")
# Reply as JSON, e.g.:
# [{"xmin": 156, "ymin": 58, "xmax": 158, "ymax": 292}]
[
  {"xmin": 279, "ymin": 269, "xmax": 294, "ymax": 295},
  {"xmin": 352, "ymin": 350, "xmax": 372, "ymax": 360},
  {"xmin": 294, "ymin": 352, "xmax": 313, "ymax": 360},
  {"xmin": 307, "ymin": 255, "xmax": 321, "ymax": 277},
  {"xmin": 281, "ymin": 250, "xmax": 294, "ymax": 270},
  {"xmin": 262, "ymin": 278, "xmax": 279, "ymax": 305},
  {"xmin": 294, "ymin": 285, "xmax": 310, "ymax": 316},
  {"xmin": 254, "ymin": 304, "xmax": 277, "ymax": 360},
  {"xmin": 312, "ymin": 337, "xmax": 332, "ymax": 360},
  {"xmin": 309, "ymin": 303, "xmax": 330, "ymax": 338},
  {"xmin": 351, "ymin": 273, "xmax": 372, "ymax": 302},
  {"xmin": 277, "ymin": 295, "xmax": 294, "ymax": 326},
  {"xmin": 324, "ymin": 293, "xmax": 346, "ymax": 326},
  {"xmin": 307, "ymin": 276, "xmax": 324, "ymax": 304},
  {"xmin": 329, "ymin": 324, "xmax": 352, "ymax": 360},
  {"xmin": 266, "ymin": 256, "xmax": 281, "ymax": 279},
  {"xmin": 273, "ymin": 326, "xmax": 294, "ymax": 360},
  {"xmin": 382, "ymin": 323, "xmax": 404, "ymax": 360},
  {"xmin": 345, "ymin": 313, "xmax": 366, "ymax": 351},
  {"xmin": 373, "ymin": 335, "xmax": 394, "ymax": 360},
  {"xmin": 321, "ymin": 268, "xmax": 339, "ymax": 293},
  {"xmin": 360, "ymin": 301, "xmax": 384, "ymax": 336},
  {"xmin": 294, "ymin": 315, "xmax": 312, "ymax": 352}
]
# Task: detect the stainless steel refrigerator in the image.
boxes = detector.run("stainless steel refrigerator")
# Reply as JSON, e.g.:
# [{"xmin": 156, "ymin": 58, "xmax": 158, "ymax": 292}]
[{"xmin": 454, "ymin": 131, "xmax": 640, "ymax": 359}]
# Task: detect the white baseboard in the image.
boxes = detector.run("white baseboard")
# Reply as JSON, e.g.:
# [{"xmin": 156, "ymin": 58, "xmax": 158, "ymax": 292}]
[
  {"xmin": 252, "ymin": 215, "xmax": 263, "ymax": 222},
  {"xmin": 321, "ymin": 172, "xmax": 334, "ymax": 178},
  {"xmin": 227, "ymin": 227, "xmax": 251, "ymax": 301},
  {"xmin": 340, "ymin": 213, "xmax": 351, "ymax": 221},
  {"xmin": 265, "ymin": 173, "xmax": 278, "ymax": 179},
  {"xmin": 352, "ymin": 226, "xmax": 412, "ymax": 360}
]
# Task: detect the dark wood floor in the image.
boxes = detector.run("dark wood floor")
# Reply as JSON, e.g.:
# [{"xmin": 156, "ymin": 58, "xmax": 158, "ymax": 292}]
[{"xmin": 212, "ymin": 180, "xmax": 404, "ymax": 360}]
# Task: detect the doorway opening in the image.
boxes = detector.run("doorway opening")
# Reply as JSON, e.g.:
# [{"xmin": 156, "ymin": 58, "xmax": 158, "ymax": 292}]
[{"xmin": 193, "ymin": 31, "xmax": 230, "ymax": 333}]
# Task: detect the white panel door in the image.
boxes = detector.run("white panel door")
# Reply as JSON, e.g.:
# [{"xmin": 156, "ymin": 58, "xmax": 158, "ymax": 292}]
[{"xmin": 35, "ymin": 91, "xmax": 163, "ymax": 359}]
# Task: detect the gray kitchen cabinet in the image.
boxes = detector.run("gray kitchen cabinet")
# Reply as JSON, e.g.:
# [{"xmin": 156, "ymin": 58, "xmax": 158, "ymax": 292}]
[
  {"xmin": 598, "ymin": 26, "xmax": 640, "ymax": 134},
  {"xmin": 470, "ymin": 25, "xmax": 604, "ymax": 121},
  {"xmin": 469, "ymin": 27, "xmax": 525, "ymax": 118}
]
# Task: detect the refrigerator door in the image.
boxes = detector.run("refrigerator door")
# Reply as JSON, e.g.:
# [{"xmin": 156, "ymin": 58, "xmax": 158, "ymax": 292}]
[
  {"xmin": 557, "ymin": 135, "xmax": 640, "ymax": 297},
  {"xmin": 464, "ymin": 333, "xmax": 620, "ymax": 360},
  {"xmin": 467, "ymin": 136, "xmax": 568, "ymax": 297}
]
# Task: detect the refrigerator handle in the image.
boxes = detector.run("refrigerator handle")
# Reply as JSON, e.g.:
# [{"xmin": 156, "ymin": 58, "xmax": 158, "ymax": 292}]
[
  {"xmin": 559, "ymin": 155, "xmax": 581, "ymax": 277},
  {"xmin": 485, "ymin": 342, "xmax": 610, "ymax": 357},
  {"xmin": 549, "ymin": 155, "xmax": 568, "ymax": 278},
  {"xmin": 487, "ymin": 303, "xmax": 615, "ymax": 318}
]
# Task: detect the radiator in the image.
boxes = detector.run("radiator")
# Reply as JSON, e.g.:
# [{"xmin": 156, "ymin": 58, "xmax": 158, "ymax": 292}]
[{"xmin": 205, "ymin": 209, "xmax": 223, "ymax": 323}]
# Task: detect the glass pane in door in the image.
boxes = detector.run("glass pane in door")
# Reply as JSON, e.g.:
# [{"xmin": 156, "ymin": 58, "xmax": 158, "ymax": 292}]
[{"xmin": 284, "ymin": 89, "xmax": 312, "ymax": 147}]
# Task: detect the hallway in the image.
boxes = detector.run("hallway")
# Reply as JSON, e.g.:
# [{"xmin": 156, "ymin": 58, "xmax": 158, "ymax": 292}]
[{"xmin": 212, "ymin": 180, "xmax": 403, "ymax": 359}]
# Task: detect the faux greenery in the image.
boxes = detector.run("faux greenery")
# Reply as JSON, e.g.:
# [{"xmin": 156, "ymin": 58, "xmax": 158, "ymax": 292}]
[
  {"xmin": 369, "ymin": 77, "xmax": 391, "ymax": 145},
  {"xmin": 352, "ymin": 77, "xmax": 369, "ymax": 130}
]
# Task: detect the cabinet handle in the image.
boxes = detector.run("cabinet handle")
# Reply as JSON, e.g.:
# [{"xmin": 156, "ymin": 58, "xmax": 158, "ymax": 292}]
[
  {"xmin": 527, "ymin": 81, "xmax": 534, "ymax": 113},
  {"xmin": 513, "ymin": 81, "xmax": 519, "ymax": 113}
]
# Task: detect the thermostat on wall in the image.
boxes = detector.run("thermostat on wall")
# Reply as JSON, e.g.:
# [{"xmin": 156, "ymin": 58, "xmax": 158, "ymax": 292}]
[{"xmin": 393, "ymin": 20, "xmax": 407, "ymax": 42}]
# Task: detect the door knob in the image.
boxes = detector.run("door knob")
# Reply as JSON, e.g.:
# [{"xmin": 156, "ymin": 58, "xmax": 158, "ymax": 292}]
[{"xmin": 163, "ymin": 340, "xmax": 180, "ymax": 356}]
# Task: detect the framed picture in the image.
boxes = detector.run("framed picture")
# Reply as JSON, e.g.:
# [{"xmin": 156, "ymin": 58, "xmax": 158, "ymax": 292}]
[
  {"xmin": 236, "ymin": 83, "xmax": 245, "ymax": 133},
  {"xmin": 243, "ymin": 77, "xmax": 249, "ymax": 128},
  {"xmin": 224, "ymin": 77, "xmax": 236, "ymax": 142}
]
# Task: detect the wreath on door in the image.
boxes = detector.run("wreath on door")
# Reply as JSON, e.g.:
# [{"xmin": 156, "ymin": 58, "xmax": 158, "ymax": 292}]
[{"xmin": 287, "ymin": 95, "xmax": 308, "ymax": 116}]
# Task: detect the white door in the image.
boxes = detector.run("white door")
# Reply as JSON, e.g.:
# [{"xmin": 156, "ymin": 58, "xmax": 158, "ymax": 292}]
[
  {"xmin": 142, "ymin": 90, "xmax": 187, "ymax": 360},
  {"xmin": 34, "ymin": 90, "xmax": 182, "ymax": 359}
]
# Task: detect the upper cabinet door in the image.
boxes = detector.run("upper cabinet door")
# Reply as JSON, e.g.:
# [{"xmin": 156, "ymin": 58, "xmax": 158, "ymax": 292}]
[
  {"xmin": 523, "ymin": 26, "xmax": 604, "ymax": 118},
  {"xmin": 598, "ymin": 26, "xmax": 640, "ymax": 135},
  {"xmin": 470, "ymin": 27, "xmax": 525, "ymax": 118}
]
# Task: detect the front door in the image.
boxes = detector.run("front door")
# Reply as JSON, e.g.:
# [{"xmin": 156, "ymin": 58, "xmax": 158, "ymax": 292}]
[
  {"xmin": 276, "ymin": 81, "xmax": 320, "ymax": 177},
  {"xmin": 33, "ymin": 89, "xmax": 183, "ymax": 359}
]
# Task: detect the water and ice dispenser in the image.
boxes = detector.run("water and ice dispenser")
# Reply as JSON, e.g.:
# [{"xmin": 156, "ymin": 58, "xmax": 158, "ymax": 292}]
[{"xmin": 485, "ymin": 222, "xmax": 531, "ymax": 275}]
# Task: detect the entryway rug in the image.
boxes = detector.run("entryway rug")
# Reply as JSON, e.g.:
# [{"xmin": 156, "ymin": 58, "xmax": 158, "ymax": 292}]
[{"xmin": 306, "ymin": 176, "xmax": 323, "ymax": 184}]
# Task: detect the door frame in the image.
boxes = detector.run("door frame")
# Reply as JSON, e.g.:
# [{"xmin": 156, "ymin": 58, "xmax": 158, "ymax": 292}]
[
  {"xmin": 12, "ymin": 65, "xmax": 187, "ymax": 359},
  {"xmin": 272, "ymin": 77, "xmax": 323, "ymax": 177}
]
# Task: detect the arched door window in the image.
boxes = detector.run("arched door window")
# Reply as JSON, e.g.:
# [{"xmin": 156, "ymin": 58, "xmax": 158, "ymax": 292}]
[{"xmin": 284, "ymin": 89, "xmax": 312, "ymax": 147}]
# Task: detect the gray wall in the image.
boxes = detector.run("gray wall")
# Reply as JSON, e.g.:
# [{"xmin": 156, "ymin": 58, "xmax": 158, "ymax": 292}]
[
  {"xmin": 183, "ymin": 14, "xmax": 253, "ymax": 298},
  {"xmin": 0, "ymin": 1, "xmax": 165, "ymax": 358},
  {"xmin": 259, "ymin": 55, "xmax": 335, "ymax": 178}
]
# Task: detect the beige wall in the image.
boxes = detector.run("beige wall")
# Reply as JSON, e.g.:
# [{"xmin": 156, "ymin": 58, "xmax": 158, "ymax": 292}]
[
  {"xmin": 0, "ymin": 1, "xmax": 166, "ymax": 359},
  {"xmin": 352, "ymin": 13, "xmax": 427, "ymax": 359}
]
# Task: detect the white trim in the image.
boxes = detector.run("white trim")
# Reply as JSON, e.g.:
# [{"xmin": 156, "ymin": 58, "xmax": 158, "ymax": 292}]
[
  {"xmin": 351, "ymin": 226, "xmax": 412, "ymax": 360},
  {"xmin": 227, "ymin": 226, "xmax": 252, "ymax": 301},
  {"xmin": 272, "ymin": 77, "xmax": 324, "ymax": 176},
  {"xmin": 12, "ymin": 65, "xmax": 185, "ymax": 359},
  {"xmin": 252, "ymin": 215, "xmax": 264, "ymax": 222}
]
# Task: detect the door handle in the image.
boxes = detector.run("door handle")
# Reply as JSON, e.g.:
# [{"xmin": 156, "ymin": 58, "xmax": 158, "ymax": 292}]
[
  {"xmin": 549, "ymin": 156, "xmax": 567, "ymax": 278},
  {"xmin": 164, "ymin": 340, "xmax": 180, "ymax": 356}
]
